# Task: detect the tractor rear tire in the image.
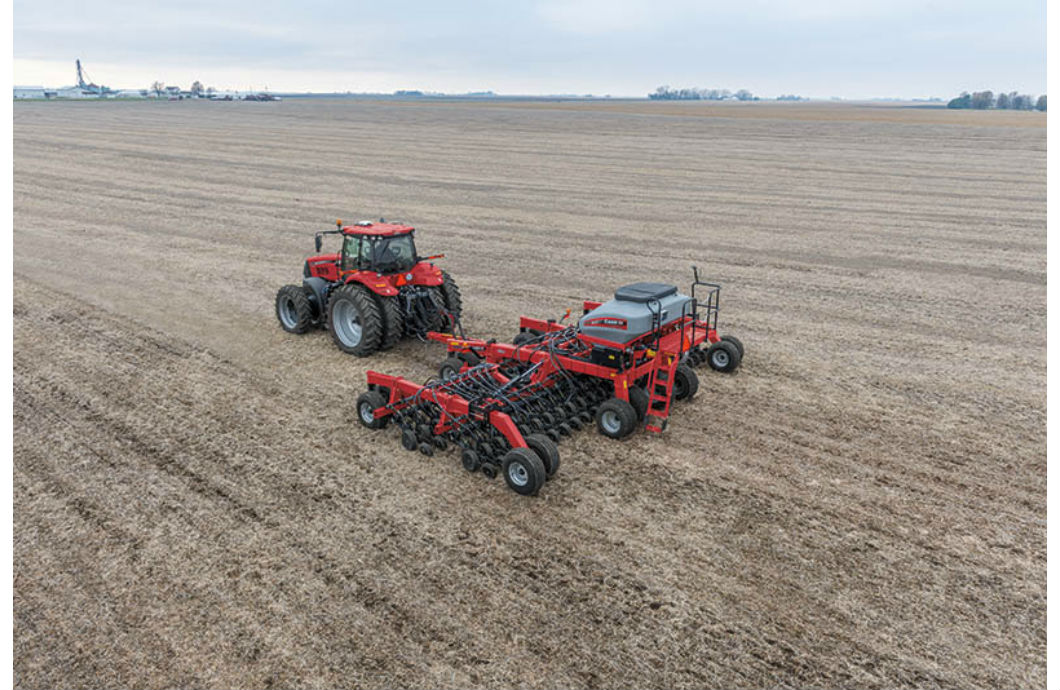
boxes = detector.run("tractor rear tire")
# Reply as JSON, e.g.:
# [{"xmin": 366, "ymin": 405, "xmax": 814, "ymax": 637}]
[
  {"xmin": 439, "ymin": 356, "xmax": 465, "ymax": 380},
  {"xmin": 707, "ymin": 340, "xmax": 741, "ymax": 373},
  {"xmin": 502, "ymin": 448, "xmax": 547, "ymax": 496},
  {"xmin": 356, "ymin": 390, "xmax": 389, "ymax": 429},
  {"xmin": 628, "ymin": 386, "xmax": 650, "ymax": 421},
  {"xmin": 327, "ymin": 284, "xmax": 383, "ymax": 356},
  {"xmin": 276, "ymin": 285, "xmax": 314, "ymax": 334},
  {"xmin": 673, "ymin": 364, "xmax": 699, "ymax": 401},
  {"xmin": 377, "ymin": 295, "xmax": 403, "ymax": 350},
  {"xmin": 525, "ymin": 433, "xmax": 560, "ymax": 478},
  {"xmin": 596, "ymin": 398, "xmax": 638, "ymax": 440},
  {"xmin": 440, "ymin": 271, "xmax": 462, "ymax": 318},
  {"xmin": 721, "ymin": 335, "xmax": 745, "ymax": 358}
]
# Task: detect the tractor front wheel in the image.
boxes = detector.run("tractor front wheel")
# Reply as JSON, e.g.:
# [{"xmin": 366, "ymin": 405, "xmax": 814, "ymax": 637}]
[
  {"xmin": 327, "ymin": 284, "xmax": 383, "ymax": 356},
  {"xmin": 276, "ymin": 285, "xmax": 314, "ymax": 334}
]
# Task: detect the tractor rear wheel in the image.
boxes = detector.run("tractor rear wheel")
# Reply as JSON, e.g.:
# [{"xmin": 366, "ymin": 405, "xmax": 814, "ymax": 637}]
[
  {"xmin": 440, "ymin": 271, "xmax": 462, "ymax": 318},
  {"xmin": 673, "ymin": 364, "xmax": 699, "ymax": 400},
  {"xmin": 502, "ymin": 448, "xmax": 547, "ymax": 496},
  {"xmin": 525, "ymin": 433, "xmax": 560, "ymax": 478},
  {"xmin": 276, "ymin": 285, "xmax": 313, "ymax": 334},
  {"xmin": 707, "ymin": 340, "xmax": 741, "ymax": 373},
  {"xmin": 327, "ymin": 284, "xmax": 383, "ymax": 356},
  {"xmin": 356, "ymin": 390, "xmax": 389, "ymax": 429},
  {"xmin": 595, "ymin": 398, "xmax": 638, "ymax": 440},
  {"xmin": 377, "ymin": 295, "xmax": 403, "ymax": 350}
]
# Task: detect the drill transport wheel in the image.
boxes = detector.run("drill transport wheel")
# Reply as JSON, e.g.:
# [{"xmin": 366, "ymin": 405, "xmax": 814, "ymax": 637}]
[
  {"xmin": 438, "ymin": 356, "xmax": 465, "ymax": 381},
  {"xmin": 672, "ymin": 364, "xmax": 699, "ymax": 401},
  {"xmin": 502, "ymin": 448, "xmax": 547, "ymax": 496},
  {"xmin": 525, "ymin": 434, "xmax": 560, "ymax": 478},
  {"xmin": 595, "ymin": 398, "xmax": 637, "ymax": 440},
  {"xmin": 720, "ymin": 334, "xmax": 745, "ymax": 358},
  {"xmin": 707, "ymin": 340, "xmax": 741, "ymax": 373},
  {"xmin": 356, "ymin": 390, "xmax": 389, "ymax": 429}
]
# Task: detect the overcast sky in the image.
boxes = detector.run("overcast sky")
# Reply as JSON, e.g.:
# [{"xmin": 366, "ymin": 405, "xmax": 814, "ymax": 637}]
[{"xmin": 13, "ymin": 0, "xmax": 1046, "ymax": 98}]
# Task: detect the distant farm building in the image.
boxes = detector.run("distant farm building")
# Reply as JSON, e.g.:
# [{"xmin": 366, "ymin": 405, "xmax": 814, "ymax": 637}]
[{"xmin": 13, "ymin": 86, "xmax": 48, "ymax": 99}]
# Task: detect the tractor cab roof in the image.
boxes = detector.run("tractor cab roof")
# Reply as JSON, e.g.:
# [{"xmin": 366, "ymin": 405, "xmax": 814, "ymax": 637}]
[{"xmin": 340, "ymin": 221, "xmax": 414, "ymax": 237}]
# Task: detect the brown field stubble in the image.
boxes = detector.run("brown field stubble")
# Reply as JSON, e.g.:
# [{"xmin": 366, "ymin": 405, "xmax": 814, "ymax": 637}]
[{"xmin": 14, "ymin": 99, "xmax": 1045, "ymax": 688}]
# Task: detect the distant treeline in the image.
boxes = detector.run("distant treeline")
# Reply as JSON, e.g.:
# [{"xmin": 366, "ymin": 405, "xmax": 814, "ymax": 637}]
[
  {"xmin": 649, "ymin": 86, "xmax": 758, "ymax": 101},
  {"xmin": 948, "ymin": 91, "xmax": 1045, "ymax": 111}
]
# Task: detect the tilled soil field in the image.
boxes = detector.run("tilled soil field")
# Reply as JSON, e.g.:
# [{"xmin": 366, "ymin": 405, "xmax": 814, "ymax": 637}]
[{"xmin": 13, "ymin": 99, "xmax": 1045, "ymax": 688}]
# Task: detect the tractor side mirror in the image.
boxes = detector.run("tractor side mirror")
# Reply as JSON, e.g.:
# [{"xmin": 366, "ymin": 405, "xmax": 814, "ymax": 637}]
[{"xmin": 315, "ymin": 235, "xmax": 323, "ymax": 253}]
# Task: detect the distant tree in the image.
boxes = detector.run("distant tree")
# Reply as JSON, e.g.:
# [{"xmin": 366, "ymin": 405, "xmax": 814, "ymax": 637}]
[
  {"xmin": 1011, "ymin": 93, "xmax": 1035, "ymax": 110},
  {"xmin": 995, "ymin": 92, "xmax": 1010, "ymax": 109},
  {"xmin": 947, "ymin": 91, "xmax": 971, "ymax": 109},
  {"xmin": 1036, "ymin": 95, "xmax": 1047, "ymax": 111},
  {"xmin": 151, "ymin": 81, "xmax": 165, "ymax": 97},
  {"xmin": 734, "ymin": 89, "xmax": 754, "ymax": 101},
  {"xmin": 190, "ymin": 81, "xmax": 204, "ymax": 96},
  {"xmin": 969, "ymin": 90, "xmax": 994, "ymax": 109},
  {"xmin": 206, "ymin": 86, "xmax": 216, "ymax": 96}
]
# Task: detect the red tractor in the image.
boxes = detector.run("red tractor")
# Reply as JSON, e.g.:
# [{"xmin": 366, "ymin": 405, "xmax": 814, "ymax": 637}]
[{"xmin": 275, "ymin": 220, "xmax": 462, "ymax": 356}]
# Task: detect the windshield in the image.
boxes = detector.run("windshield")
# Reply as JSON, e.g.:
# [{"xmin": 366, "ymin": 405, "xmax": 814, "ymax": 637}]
[{"xmin": 369, "ymin": 234, "xmax": 416, "ymax": 272}]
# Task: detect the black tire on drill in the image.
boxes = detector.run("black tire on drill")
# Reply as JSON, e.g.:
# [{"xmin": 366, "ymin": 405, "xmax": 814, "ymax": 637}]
[
  {"xmin": 595, "ymin": 398, "xmax": 638, "ymax": 440},
  {"xmin": 720, "ymin": 334, "xmax": 745, "ymax": 359},
  {"xmin": 628, "ymin": 386, "xmax": 650, "ymax": 421},
  {"xmin": 706, "ymin": 340, "xmax": 742, "ymax": 373},
  {"xmin": 440, "ymin": 271, "xmax": 462, "ymax": 318},
  {"xmin": 525, "ymin": 433, "xmax": 560, "ymax": 478},
  {"xmin": 327, "ymin": 283, "xmax": 383, "ymax": 356},
  {"xmin": 276, "ymin": 285, "xmax": 314, "ymax": 334},
  {"xmin": 377, "ymin": 295, "xmax": 404, "ymax": 350},
  {"xmin": 439, "ymin": 356, "xmax": 465, "ymax": 380},
  {"xmin": 501, "ymin": 447, "xmax": 547, "ymax": 496},
  {"xmin": 356, "ymin": 390, "xmax": 389, "ymax": 430},
  {"xmin": 672, "ymin": 363, "xmax": 699, "ymax": 401}
]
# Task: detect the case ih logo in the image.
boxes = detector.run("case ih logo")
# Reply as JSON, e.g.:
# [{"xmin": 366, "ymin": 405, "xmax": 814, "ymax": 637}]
[{"xmin": 585, "ymin": 317, "xmax": 628, "ymax": 330}]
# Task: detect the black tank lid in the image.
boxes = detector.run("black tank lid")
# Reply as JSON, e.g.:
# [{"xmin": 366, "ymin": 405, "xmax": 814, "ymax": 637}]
[{"xmin": 613, "ymin": 282, "xmax": 678, "ymax": 303}]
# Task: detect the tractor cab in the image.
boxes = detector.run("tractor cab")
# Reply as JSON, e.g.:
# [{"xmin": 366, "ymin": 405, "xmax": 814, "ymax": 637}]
[{"xmin": 327, "ymin": 221, "xmax": 418, "ymax": 275}]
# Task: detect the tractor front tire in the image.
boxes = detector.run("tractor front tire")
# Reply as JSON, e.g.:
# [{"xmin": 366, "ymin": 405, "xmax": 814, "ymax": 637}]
[
  {"xmin": 707, "ymin": 340, "xmax": 741, "ymax": 373},
  {"xmin": 276, "ymin": 285, "xmax": 314, "ymax": 334},
  {"xmin": 377, "ymin": 295, "xmax": 404, "ymax": 350},
  {"xmin": 327, "ymin": 284, "xmax": 383, "ymax": 356},
  {"xmin": 440, "ymin": 271, "xmax": 462, "ymax": 318},
  {"xmin": 595, "ymin": 398, "xmax": 638, "ymax": 440},
  {"xmin": 501, "ymin": 448, "xmax": 547, "ymax": 496}
]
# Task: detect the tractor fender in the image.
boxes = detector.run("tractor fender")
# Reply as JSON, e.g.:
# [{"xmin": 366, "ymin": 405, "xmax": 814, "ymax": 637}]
[
  {"xmin": 408, "ymin": 261, "xmax": 444, "ymax": 287},
  {"xmin": 343, "ymin": 273, "xmax": 399, "ymax": 297},
  {"xmin": 302, "ymin": 277, "xmax": 330, "ymax": 319}
]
